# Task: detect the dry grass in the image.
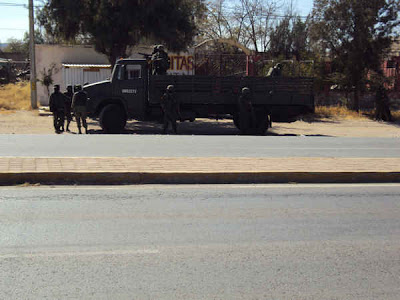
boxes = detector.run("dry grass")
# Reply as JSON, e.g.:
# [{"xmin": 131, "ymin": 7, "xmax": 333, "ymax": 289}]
[
  {"xmin": 314, "ymin": 105, "xmax": 367, "ymax": 120},
  {"xmin": 314, "ymin": 105, "xmax": 400, "ymax": 123},
  {"xmin": 0, "ymin": 82, "xmax": 31, "ymax": 111},
  {"xmin": 391, "ymin": 110, "xmax": 400, "ymax": 122}
]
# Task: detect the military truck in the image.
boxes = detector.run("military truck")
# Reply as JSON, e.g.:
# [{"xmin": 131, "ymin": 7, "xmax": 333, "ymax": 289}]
[{"xmin": 84, "ymin": 58, "xmax": 314, "ymax": 134}]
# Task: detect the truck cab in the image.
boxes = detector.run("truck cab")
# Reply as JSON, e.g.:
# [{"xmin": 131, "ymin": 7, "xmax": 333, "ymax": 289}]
[
  {"xmin": 111, "ymin": 59, "xmax": 149, "ymax": 119},
  {"xmin": 85, "ymin": 59, "xmax": 151, "ymax": 133}
]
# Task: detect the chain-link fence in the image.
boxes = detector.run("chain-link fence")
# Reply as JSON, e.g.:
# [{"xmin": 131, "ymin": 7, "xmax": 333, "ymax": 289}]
[
  {"xmin": 193, "ymin": 52, "xmax": 316, "ymax": 78},
  {"xmin": 193, "ymin": 53, "xmax": 247, "ymax": 76}
]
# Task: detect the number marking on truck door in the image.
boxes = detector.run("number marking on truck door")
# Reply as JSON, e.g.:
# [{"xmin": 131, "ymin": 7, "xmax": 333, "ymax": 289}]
[{"xmin": 122, "ymin": 89, "xmax": 137, "ymax": 94}]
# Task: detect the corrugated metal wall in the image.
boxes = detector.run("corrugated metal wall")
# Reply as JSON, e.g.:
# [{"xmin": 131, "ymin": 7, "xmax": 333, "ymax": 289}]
[{"xmin": 62, "ymin": 67, "xmax": 111, "ymax": 87}]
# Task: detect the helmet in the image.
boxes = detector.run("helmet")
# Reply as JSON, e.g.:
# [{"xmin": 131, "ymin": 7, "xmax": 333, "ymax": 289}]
[
  {"xmin": 167, "ymin": 85, "xmax": 174, "ymax": 91},
  {"xmin": 241, "ymin": 87, "xmax": 250, "ymax": 94},
  {"xmin": 157, "ymin": 45, "xmax": 165, "ymax": 51}
]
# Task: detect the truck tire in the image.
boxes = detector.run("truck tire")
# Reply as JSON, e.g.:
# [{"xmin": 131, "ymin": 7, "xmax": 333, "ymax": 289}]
[
  {"xmin": 254, "ymin": 113, "xmax": 269, "ymax": 135},
  {"xmin": 233, "ymin": 112, "xmax": 269, "ymax": 135},
  {"xmin": 233, "ymin": 113, "xmax": 241, "ymax": 130},
  {"xmin": 99, "ymin": 104, "xmax": 127, "ymax": 133}
]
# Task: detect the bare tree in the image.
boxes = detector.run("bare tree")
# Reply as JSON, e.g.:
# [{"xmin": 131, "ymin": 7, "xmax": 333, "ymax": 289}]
[
  {"xmin": 233, "ymin": 0, "xmax": 281, "ymax": 52},
  {"xmin": 200, "ymin": 0, "xmax": 282, "ymax": 53},
  {"xmin": 201, "ymin": 0, "xmax": 233, "ymax": 39}
]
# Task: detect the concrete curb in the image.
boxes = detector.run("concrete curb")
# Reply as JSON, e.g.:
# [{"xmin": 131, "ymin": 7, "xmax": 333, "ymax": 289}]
[{"xmin": 1, "ymin": 171, "xmax": 400, "ymax": 185}]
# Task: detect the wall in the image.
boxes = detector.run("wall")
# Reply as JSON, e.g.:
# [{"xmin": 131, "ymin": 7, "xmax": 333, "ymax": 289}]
[
  {"xmin": 168, "ymin": 52, "xmax": 194, "ymax": 75},
  {"xmin": 62, "ymin": 65, "xmax": 111, "ymax": 89},
  {"xmin": 35, "ymin": 45, "xmax": 109, "ymax": 105}
]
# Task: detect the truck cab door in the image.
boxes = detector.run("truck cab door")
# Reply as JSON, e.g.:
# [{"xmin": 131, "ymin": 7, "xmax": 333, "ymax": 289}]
[{"xmin": 113, "ymin": 63, "xmax": 146, "ymax": 119}]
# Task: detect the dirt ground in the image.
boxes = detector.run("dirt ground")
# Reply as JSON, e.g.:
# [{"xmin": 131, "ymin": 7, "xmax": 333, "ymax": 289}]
[{"xmin": 0, "ymin": 110, "xmax": 399, "ymax": 137}]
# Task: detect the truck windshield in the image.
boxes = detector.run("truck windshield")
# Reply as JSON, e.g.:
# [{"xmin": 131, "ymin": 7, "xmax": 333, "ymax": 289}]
[
  {"xmin": 125, "ymin": 65, "xmax": 142, "ymax": 79},
  {"xmin": 115, "ymin": 64, "xmax": 142, "ymax": 81}
]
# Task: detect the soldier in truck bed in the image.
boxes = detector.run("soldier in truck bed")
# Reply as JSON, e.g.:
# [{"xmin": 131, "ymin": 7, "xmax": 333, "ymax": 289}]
[
  {"xmin": 161, "ymin": 85, "xmax": 180, "ymax": 134},
  {"xmin": 267, "ymin": 63, "xmax": 283, "ymax": 77},
  {"xmin": 151, "ymin": 45, "xmax": 170, "ymax": 75}
]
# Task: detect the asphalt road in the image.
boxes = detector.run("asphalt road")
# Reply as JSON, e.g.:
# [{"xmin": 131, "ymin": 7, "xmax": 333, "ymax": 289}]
[
  {"xmin": 1, "ymin": 184, "xmax": 400, "ymax": 299},
  {"xmin": 0, "ymin": 135, "xmax": 399, "ymax": 157}
]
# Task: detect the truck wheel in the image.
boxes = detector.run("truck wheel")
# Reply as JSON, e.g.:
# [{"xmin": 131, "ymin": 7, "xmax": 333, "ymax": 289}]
[
  {"xmin": 233, "ymin": 113, "xmax": 241, "ymax": 130},
  {"xmin": 99, "ymin": 104, "xmax": 127, "ymax": 133},
  {"xmin": 233, "ymin": 112, "xmax": 269, "ymax": 135},
  {"xmin": 254, "ymin": 114, "xmax": 269, "ymax": 135}
]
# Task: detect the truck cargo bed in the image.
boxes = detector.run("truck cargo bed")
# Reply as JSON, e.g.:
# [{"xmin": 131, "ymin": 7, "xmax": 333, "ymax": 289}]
[{"xmin": 149, "ymin": 75, "xmax": 314, "ymax": 107}]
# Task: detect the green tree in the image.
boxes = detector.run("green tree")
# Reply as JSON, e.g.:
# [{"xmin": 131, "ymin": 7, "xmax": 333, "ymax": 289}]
[
  {"xmin": 39, "ymin": 63, "xmax": 58, "ymax": 97},
  {"xmin": 4, "ymin": 38, "xmax": 26, "ymax": 54},
  {"xmin": 38, "ymin": 0, "xmax": 205, "ymax": 66},
  {"xmin": 291, "ymin": 18, "xmax": 310, "ymax": 61},
  {"xmin": 310, "ymin": 0, "xmax": 399, "ymax": 111},
  {"xmin": 3, "ymin": 30, "xmax": 45, "ymax": 57}
]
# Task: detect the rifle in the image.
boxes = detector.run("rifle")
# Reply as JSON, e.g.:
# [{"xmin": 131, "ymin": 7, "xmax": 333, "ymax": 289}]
[{"xmin": 138, "ymin": 53, "xmax": 152, "ymax": 60}]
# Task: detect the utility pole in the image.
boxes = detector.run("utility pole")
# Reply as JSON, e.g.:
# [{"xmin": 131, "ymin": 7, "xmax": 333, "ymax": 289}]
[{"xmin": 29, "ymin": 0, "xmax": 37, "ymax": 109}]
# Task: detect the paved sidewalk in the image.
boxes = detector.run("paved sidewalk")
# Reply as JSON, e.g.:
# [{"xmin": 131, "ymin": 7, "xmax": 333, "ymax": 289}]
[
  {"xmin": 0, "ymin": 157, "xmax": 400, "ymax": 185},
  {"xmin": 1, "ymin": 157, "xmax": 400, "ymax": 172}
]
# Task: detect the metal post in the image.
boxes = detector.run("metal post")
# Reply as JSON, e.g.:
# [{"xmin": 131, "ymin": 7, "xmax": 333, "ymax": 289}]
[{"xmin": 29, "ymin": 0, "xmax": 37, "ymax": 109}]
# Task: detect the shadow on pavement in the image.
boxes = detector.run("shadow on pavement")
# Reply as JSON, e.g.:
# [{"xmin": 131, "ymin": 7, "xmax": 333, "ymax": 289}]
[
  {"xmin": 85, "ymin": 118, "xmax": 333, "ymax": 137},
  {"xmin": 88, "ymin": 119, "xmax": 239, "ymax": 135}
]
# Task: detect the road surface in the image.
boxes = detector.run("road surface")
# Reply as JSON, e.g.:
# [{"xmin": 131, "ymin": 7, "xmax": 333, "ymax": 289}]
[
  {"xmin": 1, "ymin": 184, "xmax": 400, "ymax": 299},
  {"xmin": 0, "ymin": 135, "xmax": 399, "ymax": 157}
]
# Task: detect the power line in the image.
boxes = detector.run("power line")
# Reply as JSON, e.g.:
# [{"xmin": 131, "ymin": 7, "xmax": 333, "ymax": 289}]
[
  {"xmin": 0, "ymin": 1, "xmax": 43, "ymax": 8},
  {"xmin": 0, "ymin": 2, "xmax": 26, "ymax": 7},
  {"xmin": 0, "ymin": 27, "xmax": 27, "ymax": 30}
]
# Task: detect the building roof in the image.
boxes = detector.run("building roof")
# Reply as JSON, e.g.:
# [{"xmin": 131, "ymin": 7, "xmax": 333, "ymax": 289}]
[{"xmin": 62, "ymin": 63, "xmax": 111, "ymax": 68}]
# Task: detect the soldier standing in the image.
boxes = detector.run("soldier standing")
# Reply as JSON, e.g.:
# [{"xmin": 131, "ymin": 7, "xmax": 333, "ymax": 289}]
[
  {"xmin": 238, "ymin": 87, "xmax": 256, "ymax": 134},
  {"xmin": 375, "ymin": 85, "xmax": 392, "ymax": 121},
  {"xmin": 71, "ymin": 85, "xmax": 88, "ymax": 134},
  {"xmin": 161, "ymin": 85, "xmax": 180, "ymax": 134},
  {"xmin": 49, "ymin": 84, "xmax": 66, "ymax": 134},
  {"xmin": 63, "ymin": 85, "xmax": 74, "ymax": 132}
]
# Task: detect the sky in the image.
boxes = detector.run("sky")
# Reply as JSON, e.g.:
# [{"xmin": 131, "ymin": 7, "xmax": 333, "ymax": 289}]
[{"xmin": 0, "ymin": 0, "xmax": 314, "ymax": 43}]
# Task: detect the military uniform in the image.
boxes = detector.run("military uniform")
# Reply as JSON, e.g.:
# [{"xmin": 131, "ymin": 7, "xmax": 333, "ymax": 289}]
[
  {"xmin": 375, "ymin": 85, "xmax": 392, "ymax": 121},
  {"xmin": 71, "ymin": 85, "xmax": 88, "ymax": 134},
  {"xmin": 161, "ymin": 85, "xmax": 180, "ymax": 134},
  {"xmin": 267, "ymin": 63, "xmax": 282, "ymax": 77},
  {"xmin": 49, "ymin": 85, "xmax": 66, "ymax": 133},
  {"xmin": 152, "ymin": 45, "xmax": 170, "ymax": 75},
  {"xmin": 238, "ymin": 87, "xmax": 256, "ymax": 134},
  {"xmin": 63, "ymin": 85, "xmax": 73, "ymax": 132}
]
